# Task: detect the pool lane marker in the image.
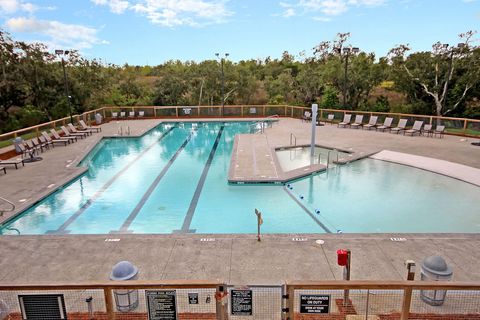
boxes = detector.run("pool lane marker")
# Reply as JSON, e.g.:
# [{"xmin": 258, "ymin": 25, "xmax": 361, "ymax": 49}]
[
  {"xmin": 116, "ymin": 133, "xmax": 193, "ymax": 233},
  {"xmin": 283, "ymin": 186, "xmax": 332, "ymax": 234},
  {"xmin": 177, "ymin": 125, "xmax": 225, "ymax": 233},
  {"xmin": 47, "ymin": 126, "xmax": 176, "ymax": 234}
]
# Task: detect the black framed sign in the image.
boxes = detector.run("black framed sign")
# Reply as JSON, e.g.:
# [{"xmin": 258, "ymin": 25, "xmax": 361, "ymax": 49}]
[
  {"xmin": 230, "ymin": 289, "xmax": 253, "ymax": 316},
  {"xmin": 188, "ymin": 292, "xmax": 199, "ymax": 304},
  {"xmin": 146, "ymin": 290, "xmax": 177, "ymax": 320},
  {"xmin": 299, "ymin": 294, "xmax": 330, "ymax": 314}
]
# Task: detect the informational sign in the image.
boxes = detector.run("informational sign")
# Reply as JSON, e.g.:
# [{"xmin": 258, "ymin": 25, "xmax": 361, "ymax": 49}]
[
  {"xmin": 188, "ymin": 292, "xmax": 199, "ymax": 305},
  {"xmin": 299, "ymin": 294, "xmax": 330, "ymax": 314},
  {"xmin": 231, "ymin": 289, "xmax": 253, "ymax": 316},
  {"xmin": 146, "ymin": 290, "xmax": 177, "ymax": 320}
]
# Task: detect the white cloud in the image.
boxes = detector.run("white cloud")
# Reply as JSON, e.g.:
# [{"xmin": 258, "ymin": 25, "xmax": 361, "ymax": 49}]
[
  {"xmin": 282, "ymin": 0, "xmax": 385, "ymax": 17},
  {"xmin": 282, "ymin": 8, "xmax": 296, "ymax": 17},
  {"xmin": 0, "ymin": 0, "xmax": 36, "ymax": 14},
  {"xmin": 5, "ymin": 17, "xmax": 102, "ymax": 50},
  {"xmin": 91, "ymin": 0, "xmax": 232, "ymax": 27}
]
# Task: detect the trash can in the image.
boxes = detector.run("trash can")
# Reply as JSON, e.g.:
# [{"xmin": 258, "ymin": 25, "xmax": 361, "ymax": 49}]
[
  {"xmin": 95, "ymin": 113, "xmax": 103, "ymax": 125},
  {"xmin": 110, "ymin": 261, "xmax": 139, "ymax": 312},
  {"xmin": 420, "ymin": 255, "xmax": 453, "ymax": 306},
  {"xmin": 13, "ymin": 137, "xmax": 24, "ymax": 154}
]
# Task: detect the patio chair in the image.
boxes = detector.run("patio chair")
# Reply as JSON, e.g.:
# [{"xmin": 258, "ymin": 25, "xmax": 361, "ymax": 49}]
[
  {"xmin": 79, "ymin": 120, "xmax": 101, "ymax": 132},
  {"xmin": 391, "ymin": 119, "xmax": 408, "ymax": 134},
  {"xmin": 50, "ymin": 129, "xmax": 77, "ymax": 143},
  {"xmin": 0, "ymin": 158, "xmax": 24, "ymax": 169},
  {"xmin": 138, "ymin": 111, "xmax": 145, "ymax": 117},
  {"xmin": 376, "ymin": 117, "xmax": 394, "ymax": 132},
  {"xmin": 434, "ymin": 125, "xmax": 445, "ymax": 138},
  {"xmin": 128, "ymin": 111, "xmax": 135, "ymax": 118},
  {"xmin": 61, "ymin": 126, "xmax": 86, "ymax": 139},
  {"xmin": 350, "ymin": 115, "xmax": 364, "ymax": 129},
  {"xmin": 111, "ymin": 112, "xmax": 118, "ymax": 119},
  {"xmin": 31, "ymin": 137, "xmax": 48, "ymax": 152},
  {"xmin": 120, "ymin": 111, "xmax": 126, "ymax": 118},
  {"xmin": 68, "ymin": 123, "xmax": 92, "ymax": 136},
  {"xmin": 362, "ymin": 116, "xmax": 378, "ymax": 130},
  {"xmin": 337, "ymin": 114, "xmax": 352, "ymax": 128},
  {"xmin": 42, "ymin": 131, "xmax": 69, "ymax": 146},
  {"xmin": 302, "ymin": 111, "xmax": 312, "ymax": 122},
  {"xmin": 249, "ymin": 107, "xmax": 257, "ymax": 114},
  {"xmin": 422, "ymin": 124, "xmax": 433, "ymax": 137},
  {"xmin": 325, "ymin": 114, "xmax": 335, "ymax": 125},
  {"xmin": 404, "ymin": 120, "xmax": 424, "ymax": 136},
  {"xmin": 25, "ymin": 140, "xmax": 42, "ymax": 155},
  {"xmin": 39, "ymin": 135, "xmax": 54, "ymax": 148}
]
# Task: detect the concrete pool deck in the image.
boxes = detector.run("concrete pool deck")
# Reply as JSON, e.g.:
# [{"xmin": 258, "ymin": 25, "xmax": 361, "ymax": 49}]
[{"xmin": 0, "ymin": 117, "xmax": 480, "ymax": 284}]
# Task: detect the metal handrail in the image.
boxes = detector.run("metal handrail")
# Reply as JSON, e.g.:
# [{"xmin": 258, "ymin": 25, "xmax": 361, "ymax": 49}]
[
  {"xmin": 0, "ymin": 197, "xmax": 15, "ymax": 217},
  {"xmin": 290, "ymin": 133, "xmax": 297, "ymax": 146},
  {"xmin": 327, "ymin": 149, "xmax": 339, "ymax": 168}
]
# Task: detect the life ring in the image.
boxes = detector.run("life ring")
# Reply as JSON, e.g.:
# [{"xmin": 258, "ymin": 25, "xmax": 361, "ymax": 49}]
[{"xmin": 215, "ymin": 291, "xmax": 228, "ymax": 301}]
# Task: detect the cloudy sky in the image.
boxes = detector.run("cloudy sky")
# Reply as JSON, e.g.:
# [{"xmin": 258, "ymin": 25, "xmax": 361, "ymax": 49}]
[{"xmin": 0, "ymin": 0, "xmax": 479, "ymax": 65}]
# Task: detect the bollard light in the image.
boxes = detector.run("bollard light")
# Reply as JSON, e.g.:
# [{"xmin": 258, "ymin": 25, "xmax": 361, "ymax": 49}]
[
  {"xmin": 420, "ymin": 256, "xmax": 453, "ymax": 306},
  {"xmin": 110, "ymin": 261, "xmax": 139, "ymax": 312}
]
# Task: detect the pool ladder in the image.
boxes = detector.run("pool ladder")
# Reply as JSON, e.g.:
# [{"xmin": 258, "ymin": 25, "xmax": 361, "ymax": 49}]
[
  {"xmin": 318, "ymin": 149, "xmax": 339, "ymax": 169},
  {"xmin": 290, "ymin": 133, "xmax": 297, "ymax": 146},
  {"xmin": 0, "ymin": 197, "xmax": 20, "ymax": 234}
]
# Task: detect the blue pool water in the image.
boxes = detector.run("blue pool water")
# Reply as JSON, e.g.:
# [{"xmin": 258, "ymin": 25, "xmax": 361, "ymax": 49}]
[{"xmin": 1, "ymin": 121, "xmax": 480, "ymax": 234}]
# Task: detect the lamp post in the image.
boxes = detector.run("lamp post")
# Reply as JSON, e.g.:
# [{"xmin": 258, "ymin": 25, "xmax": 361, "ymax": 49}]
[
  {"xmin": 55, "ymin": 50, "xmax": 73, "ymax": 124},
  {"xmin": 215, "ymin": 53, "xmax": 229, "ymax": 117},
  {"xmin": 340, "ymin": 47, "xmax": 359, "ymax": 108}
]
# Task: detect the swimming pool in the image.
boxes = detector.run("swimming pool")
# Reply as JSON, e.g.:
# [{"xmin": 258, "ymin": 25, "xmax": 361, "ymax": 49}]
[{"xmin": 1, "ymin": 121, "xmax": 479, "ymax": 234}]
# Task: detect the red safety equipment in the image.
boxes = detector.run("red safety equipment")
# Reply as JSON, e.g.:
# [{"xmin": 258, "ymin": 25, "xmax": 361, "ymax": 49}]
[{"xmin": 337, "ymin": 249, "xmax": 349, "ymax": 266}]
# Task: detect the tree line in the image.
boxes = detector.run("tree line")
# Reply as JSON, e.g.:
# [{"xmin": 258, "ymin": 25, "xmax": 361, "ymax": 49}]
[{"xmin": 1, "ymin": 30, "xmax": 479, "ymax": 134}]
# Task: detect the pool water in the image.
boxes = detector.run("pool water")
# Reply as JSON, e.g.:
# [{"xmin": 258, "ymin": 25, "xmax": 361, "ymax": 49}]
[{"xmin": 1, "ymin": 122, "xmax": 479, "ymax": 235}]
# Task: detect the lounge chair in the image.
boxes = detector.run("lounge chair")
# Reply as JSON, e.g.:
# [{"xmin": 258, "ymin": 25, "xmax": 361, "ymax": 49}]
[
  {"xmin": 38, "ymin": 135, "xmax": 54, "ymax": 148},
  {"xmin": 68, "ymin": 123, "xmax": 92, "ymax": 136},
  {"xmin": 79, "ymin": 120, "xmax": 101, "ymax": 132},
  {"xmin": 0, "ymin": 166, "xmax": 5, "ymax": 174},
  {"xmin": 350, "ymin": 115, "xmax": 364, "ymax": 129},
  {"xmin": 391, "ymin": 119, "xmax": 408, "ymax": 134},
  {"xmin": 61, "ymin": 126, "xmax": 86, "ymax": 139},
  {"xmin": 0, "ymin": 158, "xmax": 24, "ymax": 169},
  {"xmin": 50, "ymin": 129, "xmax": 77, "ymax": 143},
  {"xmin": 376, "ymin": 117, "xmax": 394, "ymax": 132},
  {"xmin": 18, "ymin": 142, "xmax": 36, "ymax": 159},
  {"xmin": 25, "ymin": 140, "xmax": 42, "ymax": 155},
  {"xmin": 434, "ymin": 125, "xmax": 445, "ymax": 138},
  {"xmin": 362, "ymin": 116, "xmax": 378, "ymax": 130},
  {"xmin": 422, "ymin": 124, "xmax": 433, "ymax": 137},
  {"xmin": 325, "ymin": 114, "xmax": 334, "ymax": 125},
  {"xmin": 112, "ymin": 112, "xmax": 118, "ymax": 119},
  {"xmin": 404, "ymin": 120, "xmax": 424, "ymax": 136},
  {"xmin": 249, "ymin": 108, "xmax": 256, "ymax": 114},
  {"xmin": 32, "ymin": 137, "xmax": 48, "ymax": 152},
  {"xmin": 302, "ymin": 111, "xmax": 312, "ymax": 122},
  {"xmin": 337, "ymin": 114, "xmax": 352, "ymax": 128},
  {"xmin": 120, "ymin": 111, "xmax": 126, "ymax": 118},
  {"xmin": 128, "ymin": 111, "xmax": 135, "ymax": 118},
  {"xmin": 138, "ymin": 111, "xmax": 145, "ymax": 117},
  {"xmin": 42, "ymin": 131, "xmax": 69, "ymax": 146}
]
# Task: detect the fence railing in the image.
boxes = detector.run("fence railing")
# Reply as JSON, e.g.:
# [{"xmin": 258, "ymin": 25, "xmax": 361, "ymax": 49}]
[
  {"xmin": 1, "ymin": 280, "xmax": 479, "ymax": 319},
  {"xmin": 1, "ymin": 105, "xmax": 479, "ymax": 149}
]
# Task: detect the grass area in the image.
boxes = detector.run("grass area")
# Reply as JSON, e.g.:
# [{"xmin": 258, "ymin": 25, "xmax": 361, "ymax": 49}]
[
  {"xmin": 0, "ymin": 131, "xmax": 39, "ymax": 149},
  {"xmin": 446, "ymin": 128, "xmax": 480, "ymax": 137}
]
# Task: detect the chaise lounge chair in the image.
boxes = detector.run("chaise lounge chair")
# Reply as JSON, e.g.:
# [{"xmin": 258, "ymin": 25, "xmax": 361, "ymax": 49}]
[
  {"xmin": 0, "ymin": 158, "xmax": 24, "ymax": 169},
  {"xmin": 434, "ymin": 125, "xmax": 445, "ymax": 138},
  {"xmin": 362, "ymin": 116, "xmax": 378, "ymax": 130},
  {"xmin": 61, "ymin": 126, "xmax": 87, "ymax": 139},
  {"xmin": 79, "ymin": 120, "xmax": 101, "ymax": 132},
  {"xmin": 50, "ymin": 129, "xmax": 77, "ymax": 143},
  {"xmin": 128, "ymin": 111, "xmax": 135, "ymax": 118},
  {"xmin": 391, "ymin": 119, "xmax": 408, "ymax": 134},
  {"xmin": 42, "ymin": 131, "xmax": 69, "ymax": 146},
  {"xmin": 68, "ymin": 123, "xmax": 92, "ymax": 136},
  {"xmin": 350, "ymin": 115, "xmax": 364, "ymax": 129},
  {"xmin": 337, "ymin": 114, "xmax": 352, "ymax": 128},
  {"xmin": 404, "ymin": 120, "xmax": 424, "ymax": 136},
  {"xmin": 138, "ymin": 111, "xmax": 145, "ymax": 117},
  {"xmin": 302, "ymin": 111, "xmax": 312, "ymax": 122},
  {"xmin": 112, "ymin": 112, "xmax": 118, "ymax": 119},
  {"xmin": 376, "ymin": 117, "xmax": 394, "ymax": 132},
  {"xmin": 120, "ymin": 111, "xmax": 126, "ymax": 118},
  {"xmin": 422, "ymin": 124, "xmax": 433, "ymax": 137}
]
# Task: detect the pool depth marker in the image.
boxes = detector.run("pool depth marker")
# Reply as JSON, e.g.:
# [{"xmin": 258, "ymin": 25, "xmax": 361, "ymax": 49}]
[
  {"xmin": 283, "ymin": 186, "xmax": 332, "ymax": 233},
  {"xmin": 117, "ymin": 133, "xmax": 193, "ymax": 233},
  {"xmin": 49, "ymin": 125, "xmax": 176, "ymax": 234},
  {"xmin": 177, "ymin": 125, "xmax": 225, "ymax": 233}
]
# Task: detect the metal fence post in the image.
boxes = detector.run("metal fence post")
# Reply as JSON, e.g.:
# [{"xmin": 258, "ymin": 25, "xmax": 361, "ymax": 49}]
[{"xmin": 104, "ymin": 287, "xmax": 116, "ymax": 320}]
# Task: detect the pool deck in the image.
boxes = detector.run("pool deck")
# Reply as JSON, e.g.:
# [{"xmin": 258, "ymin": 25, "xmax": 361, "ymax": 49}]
[{"xmin": 1, "ymin": 117, "xmax": 480, "ymax": 284}]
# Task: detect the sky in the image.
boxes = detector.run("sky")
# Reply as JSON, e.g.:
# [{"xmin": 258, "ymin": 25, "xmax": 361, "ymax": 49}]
[{"xmin": 0, "ymin": 0, "xmax": 479, "ymax": 65}]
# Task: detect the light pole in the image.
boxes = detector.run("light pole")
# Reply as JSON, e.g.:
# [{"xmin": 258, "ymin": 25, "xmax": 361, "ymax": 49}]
[
  {"xmin": 340, "ymin": 47, "xmax": 359, "ymax": 108},
  {"xmin": 215, "ymin": 52, "xmax": 229, "ymax": 117},
  {"xmin": 55, "ymin": 49, "xmax": 73, "ymax": 124}
]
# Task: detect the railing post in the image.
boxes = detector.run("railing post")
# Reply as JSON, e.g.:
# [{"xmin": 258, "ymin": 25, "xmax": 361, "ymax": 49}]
[
  {"xmin": 287, "ymin": 284, "xmax": 295, "ymax": 320},
  {"xmin": 263, "ymin": 105, "xmax": 266, "ymax": 117},
  {"xmin": 463, "ymin": 119, "xmax": 468, "ymax": 134},
  {"xmin": 102, "ymin": 108, "xmax": 106, "ymax": 119},
  {"xmin": 176, "ymin": 107, "xmax": 179, "ymax": 118},
  {"xmin": 104, "ymin": 287, "xmax": 116, "ymax": 320},
  {"xmin": 215, "ymin": 284, "xmax": 228, "ymax": 320},
  {"xmin": 320, "ymin": 109, "xmax": 323, "ymax": 121},
  {"xmin": 400, "ymin": 287, "xmax": 412, "ymax": 320},
  {"xmin": 284, "ymin": 105, "xmax": 287, "ymax": 117},
  {"xmin": 290, "ymin": 106, "xmax": 293, "ymax": 118}
]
